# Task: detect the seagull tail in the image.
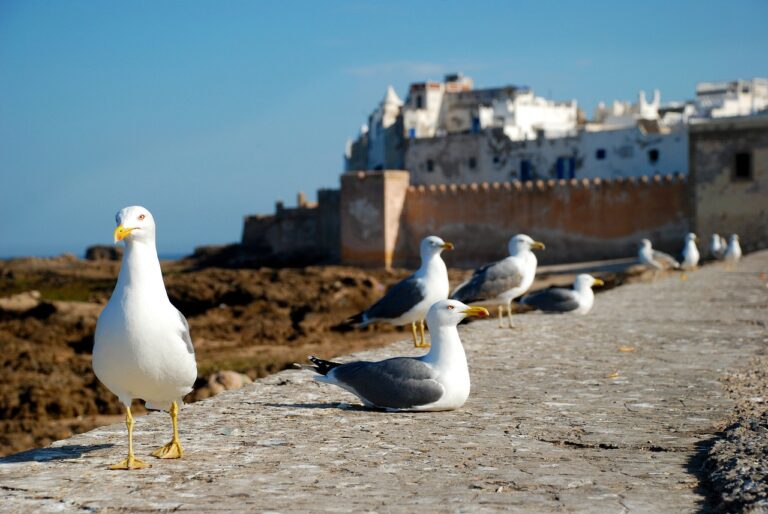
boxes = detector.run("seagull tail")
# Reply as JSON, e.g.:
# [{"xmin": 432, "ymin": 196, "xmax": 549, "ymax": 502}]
[
  {"xmin": 344, "ymin": 311, "xmax": 368, "ymax": 327},
  {"xmin": 307, "ymin": 356, "xmax": 344, "ymax": 376}
]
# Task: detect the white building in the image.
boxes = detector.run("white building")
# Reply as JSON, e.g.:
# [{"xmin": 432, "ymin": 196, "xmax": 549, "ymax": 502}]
[
  {"xmin": 344, "ymin": 74, "xmax": 767, "ymax": 186},
  {"xmin": 695, "ymin": 78, "xmax": 768, "ymax": 118}
]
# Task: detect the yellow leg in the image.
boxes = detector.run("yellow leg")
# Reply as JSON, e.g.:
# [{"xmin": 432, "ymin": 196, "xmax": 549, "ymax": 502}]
[
  {"xmin": 109, "ymin": 406, "xmax": 148, "ymax": 470},
  {"xmin": 507, "ymin": 304, "xmax": 514, "ymax": 329},
  {"xmin": 151, "ymin": 401, "xmax": 184, "ymax": 459},
  {"xmin": 497, "ymin": 306, "xmax": 503, "ymax": 328},
  {"xmin": 410, "ymin": 322, "xmax": 419, "ymax": 346},
  {"xmin": 414, "ymin": 319, "xmax": 430, "ymax": 348}
]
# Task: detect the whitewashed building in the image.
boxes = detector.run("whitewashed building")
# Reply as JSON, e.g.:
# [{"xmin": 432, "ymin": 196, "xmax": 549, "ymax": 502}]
[
  {"xmin": 344, "ymin": 75, "xmax": 766, "ymax": 185},
  {"xmin": 695, "ymin": 78, "xmax": 768, "ymax": 119}
]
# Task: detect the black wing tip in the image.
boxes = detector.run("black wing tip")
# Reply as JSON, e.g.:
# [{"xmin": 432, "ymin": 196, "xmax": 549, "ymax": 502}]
[{"xmin": 345, "ymin": 311, "xmax": 365, "ymax": 326}]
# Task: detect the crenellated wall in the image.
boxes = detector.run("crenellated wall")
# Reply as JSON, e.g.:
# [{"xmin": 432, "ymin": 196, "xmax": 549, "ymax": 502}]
[{"xmin": 392, "ymin": 174, "xmax": 689, "ymax": 267}]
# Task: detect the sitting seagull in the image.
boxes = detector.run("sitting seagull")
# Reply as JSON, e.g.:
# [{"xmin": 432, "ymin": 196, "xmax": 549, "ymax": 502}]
[
  {"xmin": 306, "ymin": 300, "xmax": 489, "ymax": 411},
  {"xmin": 710, "ymin": 233, "xmax": 726, "ymax": 260},
  {"xmin": 93, "ymin": 206, "xmax": 197, "ymax": 470},
  {"xmin": 451, "ymin": 234, "xmax": 544, "ymax": 328},
  {"xmin": 681, "ymin": 232, "xmax": 700, "ymax": 270},
  {"xmin": 638, "ymin": 238, "xmax": 680, "ymax": 270},
  {"xmin": 724, "ymin": 234, "xmax": 742, "ymax": 265},
  {"xmin": 521, "ymin": 274, "xmax": 604, "ymax": 315},
  {"xmin": 347, "ymin": 235, "xmax": 453, "ymax": 348}
]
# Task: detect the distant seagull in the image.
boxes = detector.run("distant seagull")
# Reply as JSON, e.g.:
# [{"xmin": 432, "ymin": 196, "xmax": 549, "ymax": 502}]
[
  {"xmin": 638, "ymin": 238, "xmax": 680, "ymax": 271},
  {"xmin": 710, "ymin": 233, "xmax": 726, "ymax": 260},
  {"xmin": 306, "ymin": 300, "xmax": 489, "ymax": 411},
  {"xmin": 681, "ymin": 233, "xmax": 700, "ymax": 270},
  {"xmin": 93, "ymin": 206, "xmax": 197, "ymax": 470},
  {"xmin": 521, "ymin": 274, "xmax": 604, "ymax": 315},
  {"xmin": 451, "ymin": 234, "xmax": 544, "ymax": 328},
  {"xmin": 347, "ymin": 235, "xmax": 453, "ymax": 348},
  {"xmin": 724, "ymin": 234, "xmax": 742, "ymax": 265}
]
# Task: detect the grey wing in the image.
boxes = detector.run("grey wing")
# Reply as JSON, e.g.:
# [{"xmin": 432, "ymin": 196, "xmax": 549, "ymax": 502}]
[
  {"xmin": 522, "ymin": 288, "xmax": 580, "ymax": 313},
  {"xmin": 452, "ymin": 260, "xmax": 523, "ymax": 302},
  {"xmin": 330, "ymin": 357, "xmax": 444, "ymax": 409},
  {"xmin": 176, "ymin": 309, "xmax": 194, "ymax": 354},
  {"xmin": 365, "ymin": 275, "xmax": 425, "ymax": 321},
  {"xmin": 652, "ymin": 250, "xmax": 680, "ymax": 268}
]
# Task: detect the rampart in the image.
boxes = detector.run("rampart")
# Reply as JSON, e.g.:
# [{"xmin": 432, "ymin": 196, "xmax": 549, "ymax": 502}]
[
  {"xmin": 391, "ymin": 174, "xmax": 689, "ymax": 267},
  {"xmin": 241, "ymin": 189, "xmax": 340, "ymax": 266}
]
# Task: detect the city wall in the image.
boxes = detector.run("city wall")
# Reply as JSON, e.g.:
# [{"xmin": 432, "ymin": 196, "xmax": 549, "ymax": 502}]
[{"xmin": 394, "ymin": 175, "xmax": 689, "ymax": 267}]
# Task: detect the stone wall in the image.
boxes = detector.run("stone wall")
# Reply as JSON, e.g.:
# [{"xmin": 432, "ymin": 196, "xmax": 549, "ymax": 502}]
[
  {"xmin": 339, "ymin": 171, "xmax": 410, "ymax": 268},
  {"xmin": 240, "ymin": 190, "xmax": 339, "ymax": 266},
  {"xmin": 391, "ymin": 175, "xmax": 689, "ymax": 267},
  {"xmin": 689, "ymin": 116, "xmax": 768, "ymax": 253}
]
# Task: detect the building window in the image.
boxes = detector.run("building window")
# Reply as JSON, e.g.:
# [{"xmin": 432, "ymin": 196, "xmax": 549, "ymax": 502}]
[
  {"xmin": 468, "ymin": 157, "xmax": 477, "ymax": 170},
  {"xmin": 415, "ymin": 95, "xmax": 423, "ymax": 109},
  {"xmin": 648, "ymin": 149, "xmax": 660, "ymax": 163},
  {"xmin": 595, "ymin": 148, "xmax": 606, "ymax": 160},
  {"xmin": 426, "ymin": 159, "xmax": 434, "ymax": 172},
  {"xmin": 734, "ymin": 152, "xmax": 752, "ymax": 181},
  {"xmin": 520, "ymin": 160, "xmax": 532, "ymax": 181}
]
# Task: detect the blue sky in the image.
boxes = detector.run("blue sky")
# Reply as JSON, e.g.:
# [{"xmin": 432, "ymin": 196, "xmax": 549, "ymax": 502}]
[{"xmin": 1, "ymin": 1, "xmax": 766, "ymax": 257}]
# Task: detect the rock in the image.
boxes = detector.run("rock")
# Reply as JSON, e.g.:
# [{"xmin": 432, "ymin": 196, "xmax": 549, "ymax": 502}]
[
  {"xmin": 187, "ymin": 370, "xmax": 253, "ymax": 402},
  {"xmin": 0, "ymin": 290, "xmax": 41, "ymax": 313},
  {"xmin": 85, "ymin": 245, "xmax": 123, "ymax": 261}
]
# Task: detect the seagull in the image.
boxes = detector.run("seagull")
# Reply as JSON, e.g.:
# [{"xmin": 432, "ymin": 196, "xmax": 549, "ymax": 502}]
[
  {"xmin": 724, "ymin": 234, "xmax": 742, "ymax": 265},
  {"xmin": 450, "ymin": 234, "xmax": 544, "ymax": 328},
  {"xmin": 93, "ymin": 206, "xmax": 197, "ymax": 470},
  {"xmin": 710, "ymin": 233, "xmax": 726, "ymax": 260},
  {"xmin": 347, "ymin": 235, "xmax": 453, "ymax": 348},
  {"xmin": 681, "ymin": 233, "xmax": 700, "ymax": 270},
  {"xmin": 306, "ymin": 300, "xmax": 489, "ymax": 411},
  {"xmin": 638, "ymin": 238, "xmax": 679, "ymax": 271},
  {"xmin": 521, "ymin": 274, "xmax": 604, "ymax": 314}
]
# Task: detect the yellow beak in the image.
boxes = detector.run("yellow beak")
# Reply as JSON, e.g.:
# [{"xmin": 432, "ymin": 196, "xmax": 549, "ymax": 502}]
[
  {"xmin": 593, "ymin": 278, "xmax": 605, "ymax": 287},
  {"xmin": 442, "ymin": 242, "xmax": 455, "ymax": 251},
  {"xmin": 461, "ymin": 305, "xmax": 490, "ymax": 318},
  {"xmin": 114, "ymin": 225, "xmax": 134, "ymax": 243},
  {"xmin": 531, "ymin": 241, "xmax": 545, "ymax": 250}
]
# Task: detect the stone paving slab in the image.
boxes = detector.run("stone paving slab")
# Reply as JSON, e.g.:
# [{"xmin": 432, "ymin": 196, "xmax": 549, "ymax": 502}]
[{"xmin": 1, "ymin": 253, "xmax": 767, "ymax": 513}]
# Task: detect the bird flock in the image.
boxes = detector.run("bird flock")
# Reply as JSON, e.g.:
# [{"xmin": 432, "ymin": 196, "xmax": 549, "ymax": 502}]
[{"xmin": 93, "ymin": 206, "xmax": 744, "ymax": 470}]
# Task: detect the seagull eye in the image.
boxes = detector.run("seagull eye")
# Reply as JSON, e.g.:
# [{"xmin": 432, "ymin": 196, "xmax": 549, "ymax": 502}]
[
  {"xmin": 138, "ymin": 214, "xmax": 145, "ymax": 221},
  {"xmin": 447, "ymin": 305, "xmax": 455, "ymax": 310}
]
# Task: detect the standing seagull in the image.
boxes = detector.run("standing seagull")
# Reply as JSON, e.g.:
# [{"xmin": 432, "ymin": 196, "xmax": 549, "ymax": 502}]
[
  {"xmin": 347, "ymin": 235, "xmax": 453, "ymax": 348},
  {"xmin": 681, "ymin": 233, "xmax": 700, "ymax": 270},
  {"xmin": 93, "ymin": 206, "xmax": 197, "ymax": 470},
  {"xmin": 724, "ymin": 234, "xmax": 742, "ymax": 265},
  {"xmin": 306, "ymin": 300, "xmax": 489, "ymax": 411},
  {"xmin": 638, "ymin": 238, "xmax": 680, "ymax": 271},
  {"xmin": 710, "ymin": 233, "xmax": 726, "ymax": 260},
  {"xmin": 521, "ymin": 274, "xmax": 604, "ymax": 315},
  {"xmin": 451, "ymin": 234, "xmax": 544, "ymax": 328}
]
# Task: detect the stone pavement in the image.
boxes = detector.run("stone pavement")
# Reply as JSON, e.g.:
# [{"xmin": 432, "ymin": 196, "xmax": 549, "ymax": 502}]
[{"xmin": 2, "ymin": 252, "xmax": 767, "ymax": 513}]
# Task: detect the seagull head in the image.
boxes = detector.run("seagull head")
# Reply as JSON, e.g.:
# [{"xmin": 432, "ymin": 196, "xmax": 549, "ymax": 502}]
[
  {"xmin": 113, "ymin": 206, "xmax": 156, "ymax": 245},
  {"xmin": 420, "ymin": 235, "xmax": 454, "ymax": 259},
  {"xmin": 427, "ymin": 299, "xmax": 489, "ymax": 328},
  {"xmin": 686, "ymin": 232, "xmax": 697, "ymax": 242},
  {"xmin": 730, "ymin": 234, "xmax": 740, "ymax": 243},
  {"xmin": 574, "ymin": 274, "xmax": 604, "ymax": 291},
  {"xmin": 639, "ymin": 238, "xmax": 652, "ymax": 250},
  {"xmin": 508, "ymin": 234, "xmax": 545, "ymax": 256}
]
